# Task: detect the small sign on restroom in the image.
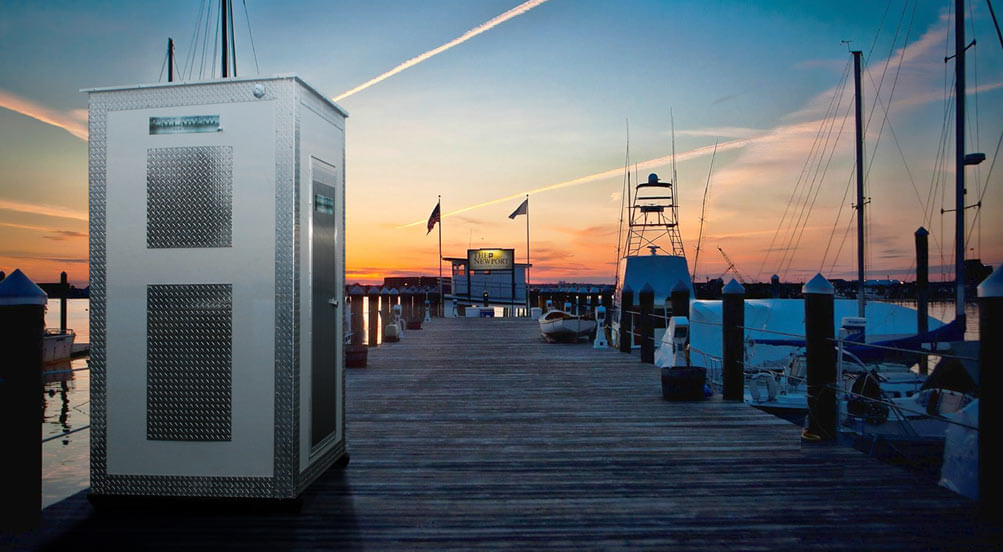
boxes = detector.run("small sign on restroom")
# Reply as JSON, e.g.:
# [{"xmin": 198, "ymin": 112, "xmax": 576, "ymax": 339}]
[{"xmin": 149, "ymin": 115, "xmax": 221, "ymax": 135}]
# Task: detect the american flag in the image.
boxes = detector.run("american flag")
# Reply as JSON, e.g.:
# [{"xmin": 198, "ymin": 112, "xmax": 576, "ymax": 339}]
[{"xmin": 426, "ymin": 202, "xmax": 441, "ymax": 235}]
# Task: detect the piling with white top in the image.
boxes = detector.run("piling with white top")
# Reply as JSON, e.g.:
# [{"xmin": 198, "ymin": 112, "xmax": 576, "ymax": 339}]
[
  {"xmin": 367, "ymin": 286, "xmax": 380, "ymax": 347},
  {"xmin": 671, "ymin": 280, "xmax": 689, "ymax": 319},
  {"xmin": 380, "ymin": 287, "xmax": 391, "ymax": 329},
  {"xmin": 639, "ymin": 283, "xmax": 655, "ymax": 364},
  {"xmin": 978, "ymin": 265, "xmax": 1002, "ymax": 520},
  {"xmin": 619, "ymin": 285, "xmax": 634, "ymax": 354},
  {"xmin": 722, "ymin": 279, "xmax": 745, "ymax": 401},
  {"xmin": 0, "ymin": 269, "xmax": 46, "ymax": 529},
  {"xmin": 349, "ymin": 285, "xmax": 365, "ymax": 348},
  {"xmin": 803, "ymin": 273, "xmax": 836, "ymax": 441}
]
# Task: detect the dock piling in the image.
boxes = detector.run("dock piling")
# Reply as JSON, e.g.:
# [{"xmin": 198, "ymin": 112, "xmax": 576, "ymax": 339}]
[
  {"xmin": 639, "ymin": 283, "xmax": 655, "ymax": 364},
  {"xmin": 619, "ymin": 285, "xmax": 633, "ymax": 353},
  {"xmin": 59, "ymin": 271, "xmax": 68, "ymax": 333},
  {"xmin": 978, "ymin": 265, "xmax": 1002, "ymax": 520},
  {"xmin": 722, "ymin": 279, "xmax": 745, "ymax": 401},
  {"xmin": 0, "ymin": 269, "xmax": 46, "ymax": 529},
  {"xmin": 670, "ymin": 280, "xmax": 689, "ymax": 319},
  {"xmin": 803, "ymin": 273, "xmax": 836, "ymax": 441},
  {"xmin": 349, "ymin": 285, "xmax": 365, "ymax": 348},
  {"xmin": 380, "ymin": 287, "xmax": 391, "ymax": 330},
  {"xmin": 367, "ymin": 286, "xmax": 380, "ymax": 347}
]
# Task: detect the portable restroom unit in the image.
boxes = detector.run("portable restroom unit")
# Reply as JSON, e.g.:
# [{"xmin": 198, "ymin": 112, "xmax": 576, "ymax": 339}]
[{"xmin": 86, "ymin": 75, "xmax": 348, "ymax": 499}]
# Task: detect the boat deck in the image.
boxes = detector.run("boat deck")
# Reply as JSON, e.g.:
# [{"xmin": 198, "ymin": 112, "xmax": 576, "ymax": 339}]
[{"xmin": 11, "ymin": 318, "xmax": 995, "ymax": 550}]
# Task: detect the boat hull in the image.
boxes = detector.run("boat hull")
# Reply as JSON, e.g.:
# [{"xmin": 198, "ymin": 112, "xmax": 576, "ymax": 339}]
[{"xmin": 539, "ymin": 313, "xmax": 596, "ymax": 342}]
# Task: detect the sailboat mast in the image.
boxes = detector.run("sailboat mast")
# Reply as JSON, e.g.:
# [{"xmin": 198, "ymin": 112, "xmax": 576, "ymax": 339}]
[
  {"xmin": 852, "ymin": 50, "xmax": 865, "ymax": 318},
  {"xmin": 221, "ymin": 0, "xmax": 228, "ymax": 78},
  {"xmin": 953, "ymin": 0, "xmax": 967, "ymax": 322}
]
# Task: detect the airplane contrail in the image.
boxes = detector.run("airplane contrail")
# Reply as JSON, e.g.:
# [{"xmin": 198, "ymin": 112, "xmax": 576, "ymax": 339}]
[
  {"xmin": 0, "ymin": 88, "xmax": 88, "ymax": 141},
  {"xmin": 397, "ymin": 136, "xmax": 757, "ymax": 228},
  {"xmin": 332, "ymin": 0, "xmax": 551, "ymax": 102}
]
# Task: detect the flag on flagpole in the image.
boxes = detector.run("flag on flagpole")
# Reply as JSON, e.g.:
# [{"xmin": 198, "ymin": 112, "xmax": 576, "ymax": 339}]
[
  {"xmin": 426, "ymin": 202, "xmax": 441, "ymax": 235},
  {"xmin": 508, "ymin": 198, "xmax": 528, "ymax": 219}
]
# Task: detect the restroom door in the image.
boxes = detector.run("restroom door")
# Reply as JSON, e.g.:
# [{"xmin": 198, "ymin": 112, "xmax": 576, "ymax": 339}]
[{"xmin": 311, "ymin": 159, "xmax": 338, "ymax": 447}]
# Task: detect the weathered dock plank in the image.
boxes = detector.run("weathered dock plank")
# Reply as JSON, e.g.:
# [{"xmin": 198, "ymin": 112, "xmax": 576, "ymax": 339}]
[{"xmin": 7, "ymin": 318, "xmax": 994, "ymax": 550}]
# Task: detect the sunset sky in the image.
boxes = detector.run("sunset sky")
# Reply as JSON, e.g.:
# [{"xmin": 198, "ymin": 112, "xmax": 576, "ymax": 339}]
[{"xmin": 1, "ymin": 0, "xmax": 1000, "ymax": 287}]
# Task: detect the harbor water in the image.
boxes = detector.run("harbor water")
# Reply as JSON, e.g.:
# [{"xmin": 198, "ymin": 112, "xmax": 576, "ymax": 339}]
[{"xmin": 37, "ymin": 298, "xmax": 979, "ymax": 508}]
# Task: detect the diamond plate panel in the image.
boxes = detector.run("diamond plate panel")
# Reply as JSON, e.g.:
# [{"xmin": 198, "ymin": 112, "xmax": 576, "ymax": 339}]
[
  {"xmin": 147, "ymin": 283, "xmax": 232, "ymax": 441},
  {"xmin": 273, "ymin": 78, "xmax": 298, "ymax": 496},
  {"xmin": 147, "ymin": 146, "xmax": 233, "ymax": 249}
]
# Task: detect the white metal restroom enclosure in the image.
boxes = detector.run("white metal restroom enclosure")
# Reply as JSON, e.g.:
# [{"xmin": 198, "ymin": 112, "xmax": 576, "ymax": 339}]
[{"xmin": 87, "ymin": 75, "xmax": 347, "ymax": 499}]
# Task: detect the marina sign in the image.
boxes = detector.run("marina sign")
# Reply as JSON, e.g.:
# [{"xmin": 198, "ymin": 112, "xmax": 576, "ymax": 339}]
[
  {"xmin": 468, "ymin": 248, "xmax": 514, "ymax": 271},
  {"xmin": 149, "ymin": 115, "xmax": 221, "ymax": 135}
]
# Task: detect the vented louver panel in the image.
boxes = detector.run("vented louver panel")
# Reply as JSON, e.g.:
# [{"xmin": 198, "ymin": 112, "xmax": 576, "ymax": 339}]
[
  {"xmin": 147, "ymin": 146, "xmax": 233, "ymax": 249},
  {"xmin": 147, "ymin": 283, "xmax": 233, "ymax": 441}
]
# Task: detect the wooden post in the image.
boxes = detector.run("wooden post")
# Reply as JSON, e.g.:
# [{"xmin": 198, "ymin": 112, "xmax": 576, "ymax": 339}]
[
  {"xmin": 803, "ymin": 273, "xmax": 836, "ymax": 441},
  {"xmin": 367, "ymin": 286, "xmax": 379, "ymax": 347},
  {"xmin": 722, "ymin": 279, "xmax": 745, "ymax": 400},
  {"xmin": 619, "ymin": 285, "xmax": 634, "ymax": 353},
  {"xmin": 349, "ymin": 285, "xmax": 365, "ymax": 348},
  {"xmin": 380, "ymin": 287, "xmax": 391, "ymax": 329},
  {"xmin": 771, "ymin": 274, "xmax": 780, "ymax": 298},
  {"xmin": 977, "ymin": 266, "xmax": 1002, "ymax": 520},
  {"xmin": 60, "ymin": 271, "xmax": 68, "ymax": 333},
  {"xmin": 639, "ymin": 283, "xmax": 655, "ymax": 364},
  {"xmin": 915, "ymin": 227, "xmax": 929, "ymax": 374},
  {"xmin": 0, "ymin": 269, "xmax": 46, "ymax": 529},
  {"xmin": 671, "ymin": 280, "xmax": 690, "ymax": 319},
  {"xmin": 401, "ymin": 288, "xmax": 411, "ymax": 322}
]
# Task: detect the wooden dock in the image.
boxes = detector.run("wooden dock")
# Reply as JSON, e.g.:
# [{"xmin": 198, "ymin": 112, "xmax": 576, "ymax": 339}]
[{"xmin": 11, "ymin": 318, "xmax": 995, "ymax": 550}]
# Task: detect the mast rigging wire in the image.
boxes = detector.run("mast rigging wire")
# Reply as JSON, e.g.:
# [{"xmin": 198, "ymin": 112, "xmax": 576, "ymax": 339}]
[
  {"xmin": 243, "ymin": 0, "xmax": 261, "ymax": 74},
  {"xmin": 756, "ymin": 58, "xmax": 851, "ymax": 280},
  {"xmin": 613, "ymin": 119, "xmax": 629, "ymax": 290},
  {"xmin": 691, "ymin": 139, "xmax": 718, "ymax": 282}
]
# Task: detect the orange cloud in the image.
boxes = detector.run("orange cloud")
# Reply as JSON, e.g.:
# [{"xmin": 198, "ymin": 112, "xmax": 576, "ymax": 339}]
[
  {"xmin": 0, "ymin": 198, "xmax": 89, "ymax": 222},
  {"xmin": 0, "ymin": 87, "xmax": 88, "ymax": 141}
]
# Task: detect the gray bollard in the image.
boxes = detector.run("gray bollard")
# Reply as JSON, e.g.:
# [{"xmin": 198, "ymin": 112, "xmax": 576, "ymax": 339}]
[
  {"xmin": 803, "ymin": 274, "xmax": 836, "ymax": 441},
  {"xmin": 639, "ymin": 283, "xmax": 655, "ymax": 364},
  {"xmin": 978, "ymin": 265, "xmax": 1002, "ymax": 520},
  {"xmin": 915, "ymin": 228, "xmax": 929, "ymax": 374},
  {"xmin": 671, "ymin": 280, "xmax": 690, "ymax": 319},
  {"xmin": 722, "ymin": 279, "xmax": 745, "ymax": 400},
  {"xmin": 0, "ymin": 269, "xmax": 46, "ymax": 529},
  {"xmin": 367, "ymin": 286, "xmax": 380, "ymax": 347},
  {"xmin": 619, "ymin": 285, "xmax": 634, "ymax": 353}
]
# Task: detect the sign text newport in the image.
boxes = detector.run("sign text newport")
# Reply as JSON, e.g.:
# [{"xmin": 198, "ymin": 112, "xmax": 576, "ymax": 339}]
[{"xmin": 467, "ymin": 248, "xmax": 514, "ymax": 271}]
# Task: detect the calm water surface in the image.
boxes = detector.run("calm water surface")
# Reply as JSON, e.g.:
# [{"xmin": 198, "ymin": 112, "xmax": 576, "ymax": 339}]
[{"xmin": 37, "ymin": 298, "xmax": 980, "ymax": 509}]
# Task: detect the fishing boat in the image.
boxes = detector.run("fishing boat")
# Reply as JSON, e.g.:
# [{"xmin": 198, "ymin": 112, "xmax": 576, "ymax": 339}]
[
  {"xmin": 539, "ymin": 310, "xmax": 596, "ymax": 342},
  {"xmin": 610, "ymin": 172, "xmax": 694, "ymax": 349}
]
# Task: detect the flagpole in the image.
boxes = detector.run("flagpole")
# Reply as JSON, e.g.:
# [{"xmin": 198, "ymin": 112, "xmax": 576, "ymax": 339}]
[
  {"xmin": 525, "ymin": 194, "xmax": 530, "ymax": 315},
  {"xmin": 437, "ymin": 195, "xmax": 443, "ymax": 317}
]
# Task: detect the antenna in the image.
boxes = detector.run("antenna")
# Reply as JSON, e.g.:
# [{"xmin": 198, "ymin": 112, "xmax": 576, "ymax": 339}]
[{"xmin": 167, "ymin": 38, "xmax": 174, "ymax": 82}]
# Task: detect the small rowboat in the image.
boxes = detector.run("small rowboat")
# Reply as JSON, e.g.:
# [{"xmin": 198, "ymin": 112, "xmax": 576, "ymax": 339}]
[{"xmin": 538, "ymin": 310, "xmax": 596, "ymax": 342}]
